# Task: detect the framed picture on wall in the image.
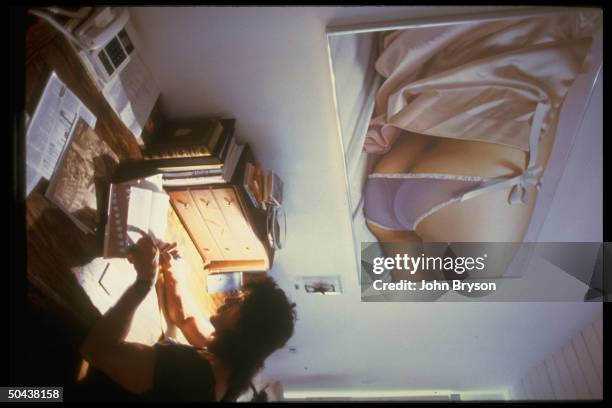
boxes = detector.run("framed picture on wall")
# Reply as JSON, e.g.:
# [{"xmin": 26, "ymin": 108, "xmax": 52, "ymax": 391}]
[{"xmin": 325, "ymin": 7, "xmax": 603, "ymax": 300}]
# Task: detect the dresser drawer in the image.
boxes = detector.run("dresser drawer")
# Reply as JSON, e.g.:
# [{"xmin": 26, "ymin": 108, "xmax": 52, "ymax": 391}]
[{"xmin": 167, "ymin": 186, "xmax": 269, "ymax": 272}]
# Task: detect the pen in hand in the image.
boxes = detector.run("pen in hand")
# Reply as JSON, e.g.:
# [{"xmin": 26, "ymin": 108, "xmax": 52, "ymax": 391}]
[
  {"xmin": 126, "ymin": 226, "xmax": 178, "ymax": 257},
  {"xmin": 125, "ymin": 228, "xmax": 181, "ymax": 284}
]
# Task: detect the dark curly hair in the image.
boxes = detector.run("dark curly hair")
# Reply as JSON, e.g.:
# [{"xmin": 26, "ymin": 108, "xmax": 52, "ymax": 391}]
[{"xmin": 206, "ymin": 276, "xmax": 296, "ymax": 401}]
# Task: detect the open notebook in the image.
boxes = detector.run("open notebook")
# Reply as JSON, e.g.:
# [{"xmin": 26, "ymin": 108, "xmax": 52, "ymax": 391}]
[{"xmin": 104, "ymin": 175, "xmax": 170, "ymax": 258}]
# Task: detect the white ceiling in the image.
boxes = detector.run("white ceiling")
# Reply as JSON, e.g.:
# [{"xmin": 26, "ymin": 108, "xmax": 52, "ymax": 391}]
[{"xmin": 129, "ymin": 6, "xmax": 603, "ymax": 395}]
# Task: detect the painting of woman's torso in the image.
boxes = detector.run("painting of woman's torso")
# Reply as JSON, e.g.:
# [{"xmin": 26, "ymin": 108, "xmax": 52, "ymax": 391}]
[{"xmin": 328, "ymin": 8, "xmax": 602, "ymax": 285}]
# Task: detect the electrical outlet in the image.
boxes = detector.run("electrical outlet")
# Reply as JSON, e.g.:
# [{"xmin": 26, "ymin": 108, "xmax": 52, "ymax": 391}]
[{"xmin": 294, "ymin": 276, "xmax": 342, "ymax": 295}]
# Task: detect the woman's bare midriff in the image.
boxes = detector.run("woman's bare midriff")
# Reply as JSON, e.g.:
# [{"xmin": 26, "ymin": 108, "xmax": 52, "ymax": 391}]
[{"xmin": 367, "ymin": 118, "xmax": 557, "ymax": 243}]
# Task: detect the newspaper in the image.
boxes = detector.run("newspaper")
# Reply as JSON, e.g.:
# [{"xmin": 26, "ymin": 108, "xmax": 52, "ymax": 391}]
[
  {"xmin": 102, "ymin": 53, "xmax": 159, "ymax": 146},
  {"xmin": 26, "ymin": 72, "xmax": 96, "ymax": 196}
]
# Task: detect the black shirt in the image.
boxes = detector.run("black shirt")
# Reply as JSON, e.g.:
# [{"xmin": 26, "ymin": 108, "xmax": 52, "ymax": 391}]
[{"xmin": 145, "ymin": 339, "xmax": 217, "ymax": 402}]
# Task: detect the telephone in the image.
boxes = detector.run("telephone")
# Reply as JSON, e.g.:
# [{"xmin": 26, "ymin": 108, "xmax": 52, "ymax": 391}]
[
  {"xmin": 75, "ymin": 7, "xmax": 130, "ymax": 51},
  {"xmin": 29, "ymin": 6, "xmax": 159, "ymax": 145},
  {"xmin": 72, "ymin": 7, "xmax": 139, "ymax": 85}
]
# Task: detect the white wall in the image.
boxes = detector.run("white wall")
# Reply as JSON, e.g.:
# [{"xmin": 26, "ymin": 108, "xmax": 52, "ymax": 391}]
[{"xmin": 129, "ymin": 6, "xmax": 603, "ymax": 396}]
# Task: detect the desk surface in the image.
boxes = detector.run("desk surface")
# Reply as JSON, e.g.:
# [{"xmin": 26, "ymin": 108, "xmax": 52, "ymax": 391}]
[{"xmin": 24, "ymin": 18, "xmax": 223, "ymax": 345}]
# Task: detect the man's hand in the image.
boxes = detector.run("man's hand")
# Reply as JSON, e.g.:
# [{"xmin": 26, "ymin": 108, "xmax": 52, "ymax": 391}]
[
  {"xmin": 127, "ymin": 232, "xmax": 159, "ymax": 286},
  {"xmin": 159, "ymin": 243, "xmax": 192, "ymax": 326},
  {"xmin": 159, "ymin": 241, "xmax": 179, "ymax": 271},
  {"xmin": 160, "ymin": 242, "xmax": 189, "ymax": 281}
]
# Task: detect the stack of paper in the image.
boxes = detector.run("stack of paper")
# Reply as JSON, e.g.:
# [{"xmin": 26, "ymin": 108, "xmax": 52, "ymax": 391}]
[
  {"xmin": 26, "ymin": 72, "xmax": 96, "ymax": 196},
  {"xmin": 71, "ymin": 257, "xmax": 166, "ymax": 345}
]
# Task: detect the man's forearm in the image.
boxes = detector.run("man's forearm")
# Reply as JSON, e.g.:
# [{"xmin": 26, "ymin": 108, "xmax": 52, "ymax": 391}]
[
  {"xmin": 177, "ymin": 316, "xmax": 212, "ymax": 348},
  {"xmin": 163, "ymin": 269, "xmax": 214, "ymax": 346},
  {"xmin": 81, "ymin": 280, "xmax": 151, "ymax": 359},
  {"xmin": 163, "ymin": 270, "xmax": 193, "ymax": 323}
]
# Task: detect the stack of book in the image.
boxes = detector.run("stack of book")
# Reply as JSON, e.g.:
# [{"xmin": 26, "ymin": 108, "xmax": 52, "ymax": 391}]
[
  {"xmin": 117, "ymin": 117, "xmax": 246, "ymax": 187},
  {"xmin": 144, "ymin": 117, "xmax": 226, "ymax": 160},
  {"xmin": 243, "ymin": 162, "xmax": 283, "ymax": 210}
]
